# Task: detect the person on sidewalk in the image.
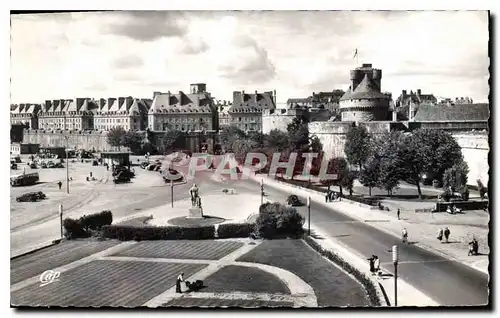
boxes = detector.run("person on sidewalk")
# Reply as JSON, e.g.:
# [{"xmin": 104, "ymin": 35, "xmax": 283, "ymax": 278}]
[
  {"xmin": 397, "ymin": 208, "xmax": 401, "ymax": 220},
  {"xmin": 437, "ymin": 228, "xmax": 444, "ymax": 243},
  {"xmin": 368, "ymin": 255, "xmax": 376, "ymax": 275},
  {"xmin": 444, "ymin": 227, "xmax": 450, "ymax": 243},
  {"xmin": 176, "ymin": 272, "xmax": 184, "ymax": 293},
  {"xmin": 57, "ymin": 181, "xmax": 62, "ymax": 190},
  {"xmin": 402, "ymin": 228, "xmax": 408, "ymax": 244},
  {"xmin": 374, "ymin": 255, "xmax": 381, "ymax": 276}
]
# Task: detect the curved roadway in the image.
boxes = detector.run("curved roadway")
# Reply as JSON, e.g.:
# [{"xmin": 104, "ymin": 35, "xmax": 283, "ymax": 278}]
[{"xmin": 196, "ymin": 172, "xmax": 489, "ymax": 307}]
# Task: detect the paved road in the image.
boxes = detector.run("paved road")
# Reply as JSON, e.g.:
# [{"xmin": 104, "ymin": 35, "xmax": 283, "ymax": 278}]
[
  {"xmin": 10, "ymin": 171, "xmax": 220, "ymax": 256},
  {"xmin": 204, "ymin": 173, "xmax": 489, "ymax": 306}
]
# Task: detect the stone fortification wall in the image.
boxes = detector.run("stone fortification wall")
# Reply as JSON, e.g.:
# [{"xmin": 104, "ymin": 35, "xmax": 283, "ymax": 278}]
[
  {"xmin": 452, "ymin": 133, "xmax": 489, "ymax": 186},
  {"xmin": 308, "ymin": 122, "xmax": 354, "ymax": 159},
  {"xmin": 339, "ymin": 99, "xmax": 390, "ymax": 122},
  {"xmin": 307, "ymin": 123, "xmax": 489, "ymax": 187},
  {"xmin": 262, "ymin": 112, "xmax": 296, "ymax": 133},
  {"xmin": 23, "ymin": 130, "xmax": 112, "ymax": 151}
]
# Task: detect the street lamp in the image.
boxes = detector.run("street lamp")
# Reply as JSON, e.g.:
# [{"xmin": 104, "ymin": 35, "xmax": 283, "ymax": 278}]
[
  {"xmin": 260, "ymin": 179, "xmax": 264, "ymax": 204},
  {"xmin": 392, "ymin": 245, "xmax": 399, "ymax": 307},
  {"xmin": 63, "ymin": 135, "xmax": 70, "ymax": 194},
  {"xmin": 59, "ymin": 204, "xmax": 64, "ymax": 238},
  {"xmin": 307, "ymin": 196, "xmax": 311, "ymax": 236},
  {"xmin": 170, "ymin": 179, "xmax": 174, "ymax": 208}
]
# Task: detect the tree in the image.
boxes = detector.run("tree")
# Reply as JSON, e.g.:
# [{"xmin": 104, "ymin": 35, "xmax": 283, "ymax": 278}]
[
  {"xmin": 344, "ymin": 125, "xmax": 372, "ymax": 170},
  {"xmin": 342, "ymin": 170, "xmax": 356, "ymax": 196},
  {"xmin": 310, "ymin": 135, "xmax": 323, "ymax": 153},
  {"xmin": 247, "ymin": 131, "xmax": 265, "ymax": 148},
  {"xmin": 232, "ymin": 138, "xmax": 259, "ymax": 164},
  {"xmin": 360, "ymin": 156, "xmax": 380, "ymax": 196},
  {"xmin": 221, "ymin": 125, "xmax": 246, "ymax": 152},
  {"xmin": 442, "ymin": 160, "xmax": 469, "ymax": 192},
  {"xmin": 376, "ymin": 132, "xmax": 405, "ymax": 196},
  {"xmin": 107, "ymin": 127, "xmax": 127, "ymax": 150},
  {"xmin": 400, "ymin": 129, "xmax": 463, "ymax": 198},
  {"xmin": 320, "ymin": 157, "xmax": 349, "ymax": 195},
  {"xmin": 162, "ymin": 130, "xmax": 185, "ymax": 152},
  {"xmin": 264, "ymin": 129, "xmax": 289, "ymax": 152},
  {"xmin": 121, "ymin": 131, "xmax": 144, "ymax": 154}
]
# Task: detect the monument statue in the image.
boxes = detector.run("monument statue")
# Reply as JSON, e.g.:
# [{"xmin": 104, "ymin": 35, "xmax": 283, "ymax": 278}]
[
  {"xmin": 189, "ymin": 184, "xmax": 199, "ymax": 207},
  {"xmin": 195, "ymin": 195, "xmax": 202, "ymax": 209}
]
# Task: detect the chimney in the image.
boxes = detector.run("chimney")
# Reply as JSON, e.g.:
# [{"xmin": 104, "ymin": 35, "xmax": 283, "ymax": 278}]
[
  {"xmin": 153, "ymin": 91, "xmax": 161, "ymax": 97},
  {"xmin": 178, "ymin": 91, "xmax": 183, "ymax": 105},
  {"xmin": 402, "ymin": 90, "xmax": 407, "ymax": 96},
  {"xmin": 417, "ymin": 89, "xmax": 421, "ymax": 96},
  {"xmin": 254, "ymin": 90, "xmax": 258, "ymax": 103}
]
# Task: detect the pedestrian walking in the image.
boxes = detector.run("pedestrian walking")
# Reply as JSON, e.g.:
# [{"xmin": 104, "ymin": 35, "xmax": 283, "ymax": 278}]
[
  {"xmin": 325, "ymin": 192, "xmax": 329, "ymax": 203},
  {"xmin": 368, "ymin": 256, "xmax": 375, "ymax": 275},
  {"xmin": 397, "ymin": 208, "xmax": 401, "ymax": 220},
  {"xmin": 57, "ymin": 181, "xmax": 62, "ymax": 190},
  {"xmin": 374, "ymin": 255, "xmax": 380, "ymax": 275},
  {"xmin": 444, "ymin": 227, "xmax": 450, "ymax": 243},
  {"xmin": 437, "ymin": 228, "xmax": 443, "ymax": 242},
  {"xmin": 176, "ymin": 272, "xmax": 184, "ymax": 293},
  {"xmin": 402, "ymin": 228, "xmax": 408, "ymax": 244}
]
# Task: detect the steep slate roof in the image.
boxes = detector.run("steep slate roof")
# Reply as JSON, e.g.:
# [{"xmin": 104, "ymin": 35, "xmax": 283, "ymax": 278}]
[
  {"xmin": 230, "ymin": 91, "xmax": 276, "ymax": 112},
  {"xmin": 413, "ymin": 103, "xmax": 490, "ymax": 122},
  {"xmin": 287, "ymin": 97, "xmax": 312, "ymax": 104},
  {"xmin": 149, "ymin": 91, "xmax": 213, "ymax": 114},
  {"xmin": 340, "ymin": 74, "xmax": 390, "ymax": 101}
]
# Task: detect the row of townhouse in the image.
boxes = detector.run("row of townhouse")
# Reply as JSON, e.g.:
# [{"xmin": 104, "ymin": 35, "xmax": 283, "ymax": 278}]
[{"xmin": 10, "ymin": 83, "xmax": 278, "ymax": 134}]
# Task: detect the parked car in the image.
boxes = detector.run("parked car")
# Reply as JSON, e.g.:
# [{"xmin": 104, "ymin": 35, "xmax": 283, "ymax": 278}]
[
  {"xmin": 16, "ymin": 191, "xmax": 46, "ymax": 202},
  {"xmin": 140, "ymin": 162, "xmax": 150, "ymax": 169},
  {"xmin": 29, "ymin": 162, "xmax": 37, "ymax": 169},
  {"xmin": 286, "ymin": 195, "xmax": 304, "ymax": 206},
  {"xmin": 47, "ymin": 161, "xmax": 55, "ymax": 168},
  {"xmin": 11, "ymin": 160, "xmax": 17, "ymax": 170},
  {"xmin": 40, "ymin": 161, "xmax": 47, "ymax": 169}
]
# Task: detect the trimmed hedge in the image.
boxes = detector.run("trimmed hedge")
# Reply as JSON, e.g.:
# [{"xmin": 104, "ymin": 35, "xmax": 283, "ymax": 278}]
[
  {"xmin": 80, "ymin": 210, "xmax": 113, "ymax": 231},
  {"xmin": 217, "ymin": 223, "xmax": 254, "ymax": 238},
  {"xmin": 63, "ymin": 210, "xmax": 113, "ymax": 239},
  {"xmin": 255, "ymin": 202, "xmax": 304, "ymax": 239},
  {"xmin": 303, "ymin": 235, "xmax": 382, "ymax": 307},
  {"xmin": 101, "ymin": 225, "xmax": 216, "ymax": 241}
]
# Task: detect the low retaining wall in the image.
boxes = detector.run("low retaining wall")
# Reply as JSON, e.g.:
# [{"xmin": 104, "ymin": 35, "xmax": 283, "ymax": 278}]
[
  {"xmin": 435, "ymin": 200, "xmax": 489, "ymax": 212},
  {"xmin": 270, "ymin": 178, "xmax": 380, "ymax": 210}
]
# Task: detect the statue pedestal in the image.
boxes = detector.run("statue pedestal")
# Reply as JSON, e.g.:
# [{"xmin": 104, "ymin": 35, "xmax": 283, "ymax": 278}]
[{"xmin": 187, "ymin": 207, "xmax": 204, "ymax": 219}]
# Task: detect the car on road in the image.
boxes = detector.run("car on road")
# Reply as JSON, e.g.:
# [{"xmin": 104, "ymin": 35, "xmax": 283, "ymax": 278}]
[
  {"xmin": 286, "ymin": 195, "xmax": 304, "ymax": 206},
  {"xmin": 16, "ymin": 191, "xmax": 46, "ymax": 202}
]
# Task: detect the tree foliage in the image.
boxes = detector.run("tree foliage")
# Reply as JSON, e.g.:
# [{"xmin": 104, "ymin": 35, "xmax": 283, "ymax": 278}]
[
  {"xmin": 320, "ymin": 157, "xmax": 349, "ymax": 195},
  {"xmin": 375, "ymin": 132, "xmax": 405, "ymax": 196},
  {"xmin": 121, "ymin": 131, "xmax": 144, "ymax": 154},
  {"xmin": 359, "ymin": 156, "xmax": 380, "ymax": 196},
  {"xmin": 442, "ymin": 160, "xmax": 469, "ymax": 192},
  {"xmin": 162, "ymin": 130, "xmax": 185, "ymax": 151},
  {"xmin": 344, "ymin": 125, "xmax": 372, "ymax": 169},
  {"xmin": 107, "ymin": 127, "xmax": 126, "ymax": 149},
  {"xmin": 264, "ymin": 129, "xmax": 290, "ymax": 152},
  {"xmin": 399, "ymin": 129, "xmax": 463, "ymax": 198}
]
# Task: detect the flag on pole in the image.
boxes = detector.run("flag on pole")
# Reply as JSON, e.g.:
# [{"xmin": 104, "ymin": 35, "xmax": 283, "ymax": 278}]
[{"xmin": 353, "ymin": 48, "xmax": 358, "ymax": 59}]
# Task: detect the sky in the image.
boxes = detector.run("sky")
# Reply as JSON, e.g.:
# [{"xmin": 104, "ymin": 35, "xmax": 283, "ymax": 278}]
[{"xmin": 10, "ymin": 10, "xmax": 490, "ymax": 104}]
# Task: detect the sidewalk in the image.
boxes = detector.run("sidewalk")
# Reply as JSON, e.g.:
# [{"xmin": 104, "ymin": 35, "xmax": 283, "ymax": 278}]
[
  {"xmin": 308, "ymin": 226, "xmax": 439, "ymax": 307},
  {"xmin": 256, "ymin": 174, "xmax": 489, "ymax": 275}
]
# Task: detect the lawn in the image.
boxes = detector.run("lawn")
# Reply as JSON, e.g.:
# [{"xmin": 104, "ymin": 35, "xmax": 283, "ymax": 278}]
[
  {"xmin": 11, "ymin": 240, "xmax": 120, "ymax": 285},
  {"xmin": 110, "ymin": 240, "xmax": 244, "ymax": 260},
  {"xmin": 11, "ymin": 260, "xmax": 206, "ymax": 307},
  {"xmin": 202, "ymin": 265, "xmax": 290, "ymax": 294},
  {"xmin": 237, "ymin": 239, "xmax": 370, "ymax": 307}
]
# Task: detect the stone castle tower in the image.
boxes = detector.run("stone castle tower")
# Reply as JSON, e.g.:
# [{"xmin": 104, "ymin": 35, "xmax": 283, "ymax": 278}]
[{"xmin": 339, "ymin": 63, "xmax": 391, "ymax": 122}]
